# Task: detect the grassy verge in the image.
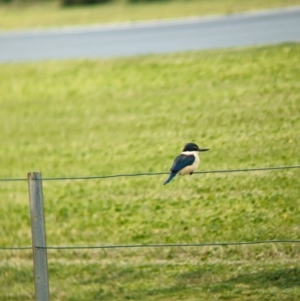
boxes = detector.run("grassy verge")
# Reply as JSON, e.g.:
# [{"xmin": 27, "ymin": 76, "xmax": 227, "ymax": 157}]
[
  {"xmin": 0, "ymin": 0, "xmax": 300, "ymax": 30},
  {"xmin": 0, "ymin": 44, "xmax": 300, "ymax": 300}
]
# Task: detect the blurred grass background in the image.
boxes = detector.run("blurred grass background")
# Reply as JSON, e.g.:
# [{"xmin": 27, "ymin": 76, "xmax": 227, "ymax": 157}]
[
  {"xmin": 1, "ymin": 0, "xmax": 300, "ymax": 29},
  {"xmin": 0, "ymin": 44, "xmax": 300, "ymax": 300}
]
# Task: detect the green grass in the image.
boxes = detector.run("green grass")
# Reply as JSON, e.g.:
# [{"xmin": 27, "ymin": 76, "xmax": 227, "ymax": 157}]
[
  {"xmin": 0, "ymin": 0, "xmax": 300, "ymax": 30},
  {"xmin": 0, "ymin": 44, "xmax": 300, "ymax": 300}
]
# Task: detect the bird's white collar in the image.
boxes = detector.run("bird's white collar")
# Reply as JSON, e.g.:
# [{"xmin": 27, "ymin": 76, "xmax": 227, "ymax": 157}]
[{"xmin": 181, "ymin": 151, "xmax": 199, "ymax": 155}]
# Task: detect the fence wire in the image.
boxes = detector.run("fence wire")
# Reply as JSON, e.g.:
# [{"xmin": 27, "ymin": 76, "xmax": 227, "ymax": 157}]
[
  {"xmin": 0, "ymin": 165, "xmax": 299, "ymax": 182},
  {"xmin": 1, "ymin": 240, "xmax": 300, "ymax": 251},
  {"xmin": 41, "ymin": 240, "xmax": 300, "ymax": 249},
  {"xmin": 1, "ymin": 165, "xmax": 299, "ymax": 250},
  {"xmin": 0, "ymin": 247, "xmax": 32, "ymax": 250}
]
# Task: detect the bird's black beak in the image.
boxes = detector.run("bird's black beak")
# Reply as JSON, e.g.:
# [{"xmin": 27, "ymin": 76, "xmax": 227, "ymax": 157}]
[{"xmin": 198, "ymin": 148, "xmax": 209, "ymax": 152}]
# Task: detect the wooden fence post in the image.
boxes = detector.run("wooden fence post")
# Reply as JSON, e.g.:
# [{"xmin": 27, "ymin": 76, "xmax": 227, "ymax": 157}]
[{"xmin": 28, "ymin": 172, "xmax": 50, "ymax": 301}]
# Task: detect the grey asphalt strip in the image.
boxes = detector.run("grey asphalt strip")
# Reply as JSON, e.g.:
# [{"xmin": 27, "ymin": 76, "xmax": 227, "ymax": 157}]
[{"xmin": 0, "ymin": 6, "xmax": 299, "ymax": 62}]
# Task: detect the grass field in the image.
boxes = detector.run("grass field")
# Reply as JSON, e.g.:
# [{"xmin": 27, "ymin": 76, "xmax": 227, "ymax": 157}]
[
  {"xmin": 0, "ymin": 0, "xmax": 300, "ymax": 30},
  {"xmin": 1, "ymin": 44, "xmax": 300, "ymax": 300}
]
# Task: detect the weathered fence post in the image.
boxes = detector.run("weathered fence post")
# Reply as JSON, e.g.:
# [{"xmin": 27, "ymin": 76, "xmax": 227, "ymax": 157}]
[{"xmin": 28, "ymin": 172, "xmax": 50, "ymax": 301}]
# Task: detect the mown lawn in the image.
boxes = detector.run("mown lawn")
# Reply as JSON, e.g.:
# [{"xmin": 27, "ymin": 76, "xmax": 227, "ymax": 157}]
[
  {"xmin": 0, "ymin": 44, "xmax": 300, "ymax": 300},
  {"xmin": 0, "ymin": 0, "xmax": 300, "ymax": 30}
]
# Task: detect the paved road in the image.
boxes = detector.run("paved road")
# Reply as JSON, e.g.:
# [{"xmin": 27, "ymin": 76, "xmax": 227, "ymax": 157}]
[{"xmin": 0, "ymin": 7, "xmax": 300, "ymax": 62}]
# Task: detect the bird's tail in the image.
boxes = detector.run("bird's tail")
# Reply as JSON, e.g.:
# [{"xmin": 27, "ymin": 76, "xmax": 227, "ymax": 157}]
[{"xmin": 163, "ymin": 172, "xmax": 177, "ymax": 185}]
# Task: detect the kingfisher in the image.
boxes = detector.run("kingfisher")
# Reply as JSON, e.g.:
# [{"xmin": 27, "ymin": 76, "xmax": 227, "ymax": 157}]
[{"xmin": 163, "ymin": 142, "xmax": 209, "ymax": 185}]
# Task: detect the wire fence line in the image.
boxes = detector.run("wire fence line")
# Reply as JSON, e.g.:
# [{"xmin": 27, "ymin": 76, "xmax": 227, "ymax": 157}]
[
  {"xmin": 1, "ymin": 165, "xmax": 299, "ymax": 250},
  {"xmin": 0, "ymin": 165, "xmax": 299, "ymax": 182},
  {"xmin": 0, "ymin": 246, "xmax": 32, "ymax": 250},
  {"xmin": 1, "ymin": 240, "xmax": 300, "ymax": 251},
  {"xmin": 1, "ymin": 167, "xmax": 299, "ymax": 251},
  {"xmin": 2, "ymin": 168, "xmax": 299, "ymax": 300},
  {"xmin": 38, "ymin": 240, "xmax": 300, "ymax": 249}
]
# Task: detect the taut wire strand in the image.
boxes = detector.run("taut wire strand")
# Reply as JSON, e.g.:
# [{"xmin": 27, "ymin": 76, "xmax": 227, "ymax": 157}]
[
  {"xmin": 0, "ymin": 246, "xmax": 32, "ymax": 250},
  {"xmin": 37, "ymin": 239, "xmax": 300, "ymax": 249},
  {"xmin": 1, "ymin": 240, "xmax": 300, "ymax": 250},
  {"xmin": 0, "ymin": 165, "xmax": 299, "ymax": 182}
]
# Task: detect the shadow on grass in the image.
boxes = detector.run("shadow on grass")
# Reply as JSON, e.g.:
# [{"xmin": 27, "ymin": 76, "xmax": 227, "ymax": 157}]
[
  {"xmin": 93, "ymin": 284, "xmax": 193, "ymax": 301},
  {"xmin": 79, "ymin": 266, "xmax": 300, "ymax": 300},
  {"xmin": 225, "ymin": 268, "xmax": 300, "ymax": 289},
  {"xmin": 179, "ymin": 267, "xmax": 300, "ymax": 293}
]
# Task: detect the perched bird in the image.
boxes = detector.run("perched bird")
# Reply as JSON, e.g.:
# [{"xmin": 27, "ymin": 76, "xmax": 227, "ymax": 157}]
[{"xmin": 164, "ymin": 142, "xmax": 209, "ymax": 185}]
